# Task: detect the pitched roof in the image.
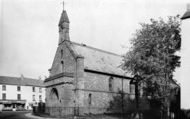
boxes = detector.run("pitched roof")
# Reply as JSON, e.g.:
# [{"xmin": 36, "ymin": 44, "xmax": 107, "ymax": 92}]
[
  {"xmin": 181, "ymin": 11, "xmax": 190, "ymax": 20},
  {"xmin": 0, "ymin": 76, "xmax": 44, "ymax": 87},
  {"xmin": 69, "ymin": 41, "xmax": 130, "ymax": 77}
]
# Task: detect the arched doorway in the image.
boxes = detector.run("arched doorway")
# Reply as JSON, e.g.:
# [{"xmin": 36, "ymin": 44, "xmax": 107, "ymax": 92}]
[{"xmin": 50, "ymin": 88, "xmax": 59, "ymax": 100}]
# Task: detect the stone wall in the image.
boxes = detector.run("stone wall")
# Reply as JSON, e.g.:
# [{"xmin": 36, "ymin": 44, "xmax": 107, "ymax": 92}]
[
  {"xmin": 50, "ymin": 42, "xmax": 76, "ymax": 76},
  {"xmin": 45, "ymin": 76, "xmax": 75, "ymax": 107},
  {"xmin": 77, "ymin": 71, "xmax": 130, "ymax": 114},
  {"xmin": 45, "ymin": 42, "xmax": 77, "ymax": 116}
]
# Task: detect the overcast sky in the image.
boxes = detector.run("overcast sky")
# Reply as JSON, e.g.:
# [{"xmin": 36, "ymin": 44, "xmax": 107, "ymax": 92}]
[{"xmin": 0, "ymin": 0, "xmax": 188, "ymax": 79}]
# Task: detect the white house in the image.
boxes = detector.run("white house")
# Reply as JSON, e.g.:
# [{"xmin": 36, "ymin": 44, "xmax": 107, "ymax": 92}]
[
  {"xmin": 181, "ymin": 4, "xmax": 190, "ymax": 109},
  {"xmin": 0, "ymin": 75, "xmax": 45, "ymax": 110}
]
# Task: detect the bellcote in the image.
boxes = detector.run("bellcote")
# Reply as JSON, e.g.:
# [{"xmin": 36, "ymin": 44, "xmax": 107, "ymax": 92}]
[
  {"xmin": 58, "ymin": 2, "xmax": 70, "ymax": 44},
  {"xmin": 59, "ymin": 10, "xmax": 70, "ymax": 28}
]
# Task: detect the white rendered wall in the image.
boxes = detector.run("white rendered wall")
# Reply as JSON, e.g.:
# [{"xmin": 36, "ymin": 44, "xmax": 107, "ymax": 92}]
[
  {"xmin": 181, "ymin": 18, "xmax": 190, "ymax": 109},
  {"xmin": 0, "ymin": 84, "xmax": 45, "ymax": 109}
]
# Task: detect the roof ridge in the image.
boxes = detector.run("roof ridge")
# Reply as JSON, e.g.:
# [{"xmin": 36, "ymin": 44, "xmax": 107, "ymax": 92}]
[
  {"xmin": 0, "ymin": 75, "xmax": 44, "ymax": 87},
  {"xmin": 70, "ymin": 41, "xmax": 122, "ymax": 57},
  {"xmin": 0, "ymin": 75, "xmax": 38, "ymax": 80}
]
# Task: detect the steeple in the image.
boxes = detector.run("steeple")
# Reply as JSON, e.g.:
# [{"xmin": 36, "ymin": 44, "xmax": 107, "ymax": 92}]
[{"xmin": 58, "ymin": 1, "xmax": 70, "ymax": 44}]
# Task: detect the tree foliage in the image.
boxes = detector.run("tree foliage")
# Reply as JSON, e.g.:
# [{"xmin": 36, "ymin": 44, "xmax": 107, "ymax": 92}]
[{"xmin": 122, "ymin": 16, "xmax": 181, "ymax": 99}]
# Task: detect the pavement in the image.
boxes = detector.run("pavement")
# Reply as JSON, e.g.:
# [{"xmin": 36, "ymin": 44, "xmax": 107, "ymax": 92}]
[
  {"xmin": 0, "ymin": 111, "xmax": 31, "ymax": 119},
  {"xmin": 0, "ymin": 111, "xmax": 121, "ymax": 119},
  {"xmin": 25, "ymin": 113, "xmax": 58, "ymax": 119},
  {"xmin": 25, "ymin": 113, "xmax": 122, "ymax": 119}
]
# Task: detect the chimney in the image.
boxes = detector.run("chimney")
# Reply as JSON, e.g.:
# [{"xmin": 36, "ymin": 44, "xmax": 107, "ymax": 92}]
[{"xmin": 20, "ymin": 74, "xmax": 24, "ymax": 80}]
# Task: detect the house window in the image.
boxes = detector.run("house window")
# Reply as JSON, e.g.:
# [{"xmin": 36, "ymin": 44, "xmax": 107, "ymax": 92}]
[
  {"xmin": 39, "ymin": 95, "xmax": 42, "ymax": 102},
  {"xmin": 2, "ymin": 93, "xmax": 6, "ymax": 100},
  {"xmin": 33, "ymin": 95, "xmax": 35, "ymax": 101},
  {"xmin": 17, "ymin": 94, "xmax": 21, "ymax": 100},
  {"xmin": 2, "ymin": 85, "xmax": 6, "ymax": 91},
  {"xmin": 33, "ymin": 87, "xmax": 35, "ymax": 92},
  {"xmin": 39, "ymin": 87, "xmax": 42, "ymax": 93},
  {"xmin": 88, "ymin": 93, "xmax": 92, "ymax": 106},
  {"xmin": 109, "ymin": 77, "xmax": 114, "ymax": 91},
  {"xmin": 17, "ymin": 86, "xmax": 21, "ymax": 91}
]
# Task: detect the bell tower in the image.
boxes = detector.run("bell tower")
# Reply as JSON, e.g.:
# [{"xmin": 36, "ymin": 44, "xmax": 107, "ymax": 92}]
[{"xmin": 58, "ymin": 2, "xmax": 70, "ymax": 45}]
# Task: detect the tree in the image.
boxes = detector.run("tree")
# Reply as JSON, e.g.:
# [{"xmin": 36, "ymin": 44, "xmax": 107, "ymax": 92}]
[{"xmin": 122, "ymin": 16, "xmax": 181, "ymax": 100}]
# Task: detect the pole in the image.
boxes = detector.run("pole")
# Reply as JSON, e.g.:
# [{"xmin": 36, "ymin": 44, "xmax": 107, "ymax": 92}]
[
  {"xmin": 122, "ymin": 78, "xmax": 124, "ymax": 119},
  {"xmin": 135, "ymin": 82, "xmax": 139, "ymax": 111}
]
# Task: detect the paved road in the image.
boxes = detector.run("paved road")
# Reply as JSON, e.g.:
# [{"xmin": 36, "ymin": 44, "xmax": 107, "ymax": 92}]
[{"xmin": 0, "ymin": 111, "xmax": 32, "ymax": 119}]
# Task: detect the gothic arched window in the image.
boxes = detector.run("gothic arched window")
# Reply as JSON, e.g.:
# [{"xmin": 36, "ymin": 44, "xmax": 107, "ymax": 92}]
[
  {"xmin": 88, "ymin": 93, "xmax": 92, "ymax": 106},
  {"xmin": 60, "ymin": 49, "xmax": 63, "ymax": 59},
  {"xmin": 109, "ymin": 77, "xmax": 114, "ymax": 91}
]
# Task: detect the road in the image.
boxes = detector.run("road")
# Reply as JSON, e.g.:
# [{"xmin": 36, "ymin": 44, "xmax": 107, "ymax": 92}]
[{"xmin": 0, "ymin": 111, "xmax": 32, "ymax": 119}]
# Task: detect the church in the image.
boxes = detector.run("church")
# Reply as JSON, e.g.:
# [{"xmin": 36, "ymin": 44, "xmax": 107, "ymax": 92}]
[{"xmin": 44, "ymin": 5, "xmax": 133, "ymax": 116}]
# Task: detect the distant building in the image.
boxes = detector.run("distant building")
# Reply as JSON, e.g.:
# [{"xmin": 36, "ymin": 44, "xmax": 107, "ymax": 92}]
[
  {"xmin": 0, "ymin": 75, "xmax": 45, "ymax": 110},
  {"xmin": 181, "ymin": 4, "xmax": 190, "ymax": 109},
  {"xmin": 44, "ymin": 5, "xmax": 133, "ymax": 116}
]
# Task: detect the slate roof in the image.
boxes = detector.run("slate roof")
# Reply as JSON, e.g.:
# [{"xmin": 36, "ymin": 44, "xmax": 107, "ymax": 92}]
[
  {"xmin": 181, "ymin": 11, "xmax": 190, "ymax": 20},
  {"xmin": 69, "ymin": 41, "xmax": 130, "ymax": 77},
  {"xmin": 0, "ymin": 76, "xmax": 44, "ymax": 87}
]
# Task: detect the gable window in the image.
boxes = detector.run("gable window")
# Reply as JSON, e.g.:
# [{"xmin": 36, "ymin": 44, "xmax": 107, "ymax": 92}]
[
  {"xmin": 33, "ymin": 87, "xmax": 35, "ymax": 92},
  {"xmin": 109, "ymin": 77, "xmax": 114, "ymax": 91},
  {"xmin": 2, "ymin": 85, "xmax": 6, "ymax": 91},
  {"xmin": 33, "ymin": 95, "xmax": 35, "ymax": 101},
  {"xmin": 17, "ymin": 86, "xmax": 21, "ymax": 91},
  {"xmin": 17, "ymin": 94, "xmax": 21, "ymax": 100},
  {"xmin": 61, "ymin": 61, "xmax": 64, "ymax": 72},
  {"xmin": 61, "ymin": 49, "xmax": 63, "ymax": 58},
  {"xmin": 2, "ymin": 93, "xmax": 6, "ymax": 100}
]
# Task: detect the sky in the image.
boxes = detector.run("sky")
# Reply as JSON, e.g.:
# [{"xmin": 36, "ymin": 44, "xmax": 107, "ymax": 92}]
[
  {"xmin": 0, "ymin": 0, "xmax": 188, "ymax": 79},
  {"xmin": 0, "ymin": 0, "xmax": 190, "ymax": 109}
]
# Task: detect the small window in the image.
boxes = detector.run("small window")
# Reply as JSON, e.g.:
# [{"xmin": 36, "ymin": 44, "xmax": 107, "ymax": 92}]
[
  {"xmin": 39, "ymin": 87, "xmax": 42, "ymax": 93},
  {"xmin": 61, "ymin": 61, "xmax": 64, "ymax": 72},
  {"xmin": 2, "ymin": 93, "xmax": 6, "ymax": 100},
  {"xmin": 33, "ymin": 95, "xmax": 35, "ymax": 101},
  {"xmin": 17, "ymin": 86, "xmax": 21, "ymax": 91},
  {"xmin": 109, "ymin": 77, "xmax": 114, "ymax": 91},
  {"xmin": 88, "ymin": 93, "xmax": 92, "ymax": 105},
  {"xmin": 130, "ymin": 80, "xmax": 135, "ymax": 94},
  {"xmin": 17, "ymin": 94, "xmax": 21, "ymax": 100},
  {"xmin": 61, "ymin": 49, "xmax": 63, "ymax": 58},
  {"xmin": 33, "ymin": 87, "xmax": 35, "ymax": 92},
  {"xmin": 39, "ymin": 95, "xmax": 42, "ymax": 102},
  {"xmin": 2, "ymin": 85, "xmax": 6, "ymax": 91}
]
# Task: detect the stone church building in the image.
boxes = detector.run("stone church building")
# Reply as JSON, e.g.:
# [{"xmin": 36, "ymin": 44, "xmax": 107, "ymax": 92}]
[{"xmin": 44, "ymin": 6, "xmax": 133, "ymax": 116}]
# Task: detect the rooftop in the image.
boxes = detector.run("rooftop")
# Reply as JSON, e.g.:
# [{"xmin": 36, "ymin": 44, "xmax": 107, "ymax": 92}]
[
  {"xmin": 69, "ymin": 41, "xmax": 131, "ymax": 77},
  {"xmin": 0, "ymin": 76, "xmax": 44, "ymax": 87}
]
